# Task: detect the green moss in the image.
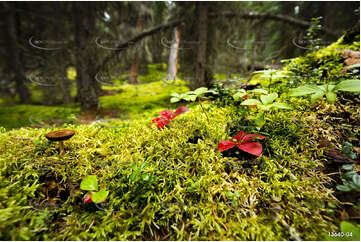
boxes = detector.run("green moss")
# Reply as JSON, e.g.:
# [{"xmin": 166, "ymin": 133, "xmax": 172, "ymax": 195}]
[
  {"xmin": 282, "ymin": 34, "xmax": 360, "ymax": 86},
  {"xmin": 100, "ymin": 80, "xmax": 189, "ymax": 120},
  {"xmin": 0, "ymin": 80, "xmax": 189, "ymax": 130},
  {"xmin": 0, "ymin": 103, "xmax": 339, "ymax": 240},
  {"xmin": 0, "ymin": 33, "xmax": 358, "ymax": 241},
  {"xmin": 0, "ymin": 105, "xmax": 79, "ymax": 130}
]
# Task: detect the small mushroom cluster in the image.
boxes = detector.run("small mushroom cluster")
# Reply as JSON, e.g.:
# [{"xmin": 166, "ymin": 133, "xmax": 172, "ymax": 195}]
[{"xmin": 45, "ymin": 129, "xmax": 75, "ymax": 156}]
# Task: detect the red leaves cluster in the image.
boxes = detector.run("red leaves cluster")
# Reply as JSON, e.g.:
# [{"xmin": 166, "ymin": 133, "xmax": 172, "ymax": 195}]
[
  {"xmin": 218, "ymin": 131, "xmax": 266, "ymax": 157},
  {"xmin": 152, "ymin": 106, "xmax": 189, "ymax": 128}
]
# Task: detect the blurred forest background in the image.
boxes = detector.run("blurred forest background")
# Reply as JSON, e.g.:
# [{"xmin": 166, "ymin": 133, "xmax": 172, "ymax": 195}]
[{"xmin": 0, "ymin": 1, "xmax": 359, "ymax": 114}]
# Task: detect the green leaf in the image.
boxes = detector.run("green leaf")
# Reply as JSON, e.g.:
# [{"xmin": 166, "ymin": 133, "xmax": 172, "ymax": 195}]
[
  {"xmin": 80, "ymin": 175, "xmax": 98, "ymax": 191},
  {"xmin": 318, "ymin": 84, "xmax": 327, "ymax": 92},
  {"xmin": 327, "ymin": 201, "xmax": 337, "ymax": 208},
  {"xmin": 170, "ymin": 97, "xmax": 180, "ymax": 103},
  {"xmin": 340, "ymin": 221, "xmax": 360, "ymax": 241},
  {"xmin": 260, "ymin": 93, "xmax": 278, "ymax": 105},
  {"xmin": 288, "ymin": 85, "xmax": 321, "ymax": 96},
  {"xmin": 342, "ymin": 164, "xmax": 354, "ymax": 171},
  {"xmin": 310, "ymin": 91, "xmax": 324, "ymax": 103},
  {"xmin": 234, "ymin": 191, "xmax": 241, "ymax": 198},
  {"xmin": 233, "ymin": 91, "xmax": 247, "ymax": 101},
  {"xmin": 328, "ymin": 84, "xmax": 336, "ymax": 91},
  {"xmin": 249, "ymin": 89, "xmax": 268, "ymax": 94},
  {"xmin": 352, "ymin": 173, "xmax": 360, "ymax": 188},
  {"xmin": 344, "ymin": 172, "xmax": 357, "ymax": 181},
  {"xmin": 91, "ymin": 189, "xmax": 109, "ymax": 203},
  {"xmin": 326, "ymin": 91, "xmax": 337, "ymax": 104},
  {"xmin": 183, "ymin": 95, "xmax": 198, "ymax": 102},
  {"xmin": 171, "ymin": 92, "xmax": 181, "ymax": 97},
  {"xmin": 346, "ymin": 63, "xmax": 360, "ymax": 69},
  {"xmin": 259, "ymin": 104, "xmax": 272, "ymax": 111},
  {"xmin": 334, "ymin": 80, "xmax": 360, "ymax": 92},
  {"xmin": 271, "ymin": 102, "xmax": 293, "ymax": 109},
  {"xmin": 336, "ymin": 184, "xmax": 352, "ymax": 192},
  {"xmin": 240, "ymin": 99, "xmax": 262, "ymax": 106},
  {"xmin": 193, "ymin": 87, "xmax": 209, "ymax": 95}
]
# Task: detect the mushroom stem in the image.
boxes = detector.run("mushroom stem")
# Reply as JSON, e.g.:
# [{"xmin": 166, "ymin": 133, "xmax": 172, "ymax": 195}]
[{"xmin": 59, "ymin": 141, "xmax": 64, "ymax": 155}]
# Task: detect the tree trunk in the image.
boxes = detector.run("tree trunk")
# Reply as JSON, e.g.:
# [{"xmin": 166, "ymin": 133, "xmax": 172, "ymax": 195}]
[
  {"xmin": 166, "ymin": 27, "xmax": 181, "ymax": 80},
  {"xmin": 192, "ymin": 2, "xmax": 209, "ymax": 89},
  {"xmin": 129, "ymin": 62, "xmax": 139, "ymax": 84},
  {"xmin": 129, "ymin": 14, "xmax": 143, "ymax": 84},
  {"xmin": 72, "ymin": 3, "xmax": 99, "ymax": 113},
  {"xmin": 3, "ymin": 2, "xmax": 31, "ymax": 104}
]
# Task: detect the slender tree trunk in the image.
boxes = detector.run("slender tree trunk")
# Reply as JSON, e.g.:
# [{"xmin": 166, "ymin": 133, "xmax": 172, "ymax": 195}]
[
  {"xmin": 129, "ymin": 62, "xmax": 139, "ymax": 84},
  {"xmin": 192, "ymin": 2, "xmax": 209, "ymax": 89},
  {"xmin": 72, "ymin": 3, "xmax": 99, "ymax": 113},
  {"xmin": 129, "ymin": 15, "xmax": 143, "ymax": 84},
  {"xmin": 3, "ymin": 2, "xmax": 31, "ymax": 104},
  {"xmin": 167, "ymin": 27, "xmax": 180, "ymax": 80}
]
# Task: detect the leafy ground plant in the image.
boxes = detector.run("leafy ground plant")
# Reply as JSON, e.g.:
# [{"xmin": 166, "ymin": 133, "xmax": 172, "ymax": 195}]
[
  {"xmin": 288, "ymin": 79, "xmax": 360, "ymax": 104},
  {"xmin": 218, "ymin": 131, "xmax": 266, "ymax": 157},
  {"xmin": 336, "ymin": 164, "xmax": 360, "ymax": 192},
  {"xmin": 171, "ymin": 87, "xmax": 218, "ymax": 122},
  {"xmin": 81, "ymin": 175, "xmax": 109, "ymax": 204},
  {"xmin": 240, "ymin": 93, "xmax": 293, "ymax": 110}
]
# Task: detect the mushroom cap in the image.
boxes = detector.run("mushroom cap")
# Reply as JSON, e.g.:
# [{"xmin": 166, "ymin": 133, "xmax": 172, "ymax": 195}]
[{"xmin": 45, "ymin": 129, "xmax": 75, "ymax": 141}]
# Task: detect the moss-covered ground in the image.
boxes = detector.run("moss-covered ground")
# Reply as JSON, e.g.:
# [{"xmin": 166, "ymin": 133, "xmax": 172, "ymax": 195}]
[{"xmin": 0, "ymin": 37, "xmax": 359, "ymax": 240}]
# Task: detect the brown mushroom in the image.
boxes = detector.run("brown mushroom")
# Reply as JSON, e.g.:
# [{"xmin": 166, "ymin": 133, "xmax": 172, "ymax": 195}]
[{"xmin": 45, "ymin": 129, "xmax": 75, "ymax": 155}]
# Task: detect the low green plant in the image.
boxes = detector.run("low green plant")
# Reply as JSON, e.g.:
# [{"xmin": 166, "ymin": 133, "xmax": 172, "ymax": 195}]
[
  {"xmin": 171, "ymin": 87, "xmax": 217, "ymax": 122},
  {"xmin": 240, "ymin": 93, "xmax": 292, "ymax": 110},
  {"xmin": 170, "ymin": 87, "xmax": 218, "ymax": 103},
  {"xmin": 288, "ymin": 79, "xmax": 360, "ymax": 104},
  {"xmin": 342, "ymin": 142, "xmax": 357, "ymax": 160},
  {"xmin": 80, "ymin": 175, "xmax": 109, "ymax": 203},
  {"xmin": 226, "ymin": 191, "xmax": 241, "ymax": 206},
  {"xmin": 336, "ymin": 165, "xmax": 360, "ymax": 192},
  {"xmin": 249, "ymin": 69, "xmax": 294, "ymax": 88}
]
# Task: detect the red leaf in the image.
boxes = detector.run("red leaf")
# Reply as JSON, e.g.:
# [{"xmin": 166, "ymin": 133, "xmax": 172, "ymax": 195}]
[
  {"xmin": 237, "ymin": 142, "xmax": 263, "ymax": 156},
  {"xmin": 247, "ymin": 105, "xmax": 257, "ymax": 108},
  {"xmin": 174, "ymin": 106, "xmax": 189, "ymax": 117},
  {"xmin": 152, "ymin": 117, "xmax": 161, "ymax": 123},
  {"xmin": 84, "ymin": 193, "xmax": 92, "ymax": 204},
  {"xmin": 218, "ymin": 140, "xmax": 236, "ymax": 151},
  {"xmin": 233, "ymin": 131, "xmax": 245, "ymax": 142},
  {"xmin": 158, "ymin": 117, "xmax": 170, "ymax": 128},
  {"xmin": 242, "ymin": 134, "xmax": 266, "ymax": 143},
  {"xmin": 160, "ymin": 110, "xmax": 173, "ymax": 119}
]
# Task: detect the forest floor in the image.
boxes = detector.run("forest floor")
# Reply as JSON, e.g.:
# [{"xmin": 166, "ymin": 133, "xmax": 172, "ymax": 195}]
[{"xmin": 0, "ymin": 36, "xmax": 359, "ymax": 241}]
